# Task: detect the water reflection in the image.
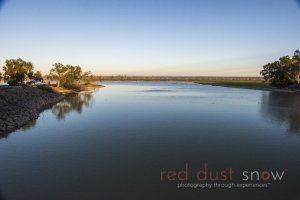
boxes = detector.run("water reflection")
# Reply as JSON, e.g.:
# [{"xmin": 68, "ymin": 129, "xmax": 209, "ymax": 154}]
[
  {"xmin": 1, "ymin": 83, "xmax": 300, "ymax": 200},
  {"xmin": 260, "ymin": 91, "xmax": 300, "ymax": 134},
  {"xmin": 52, "ymin": 92, "xmax": 94, "ymax": 120},
  {"xmin": 0, "ymin": 187, "xmax": 5, "ymax": 200},
  {"xmin": 20, "ymin": 120, "xmax": 37, "ymax": 131},
  {"xmin": 0, "ymin": 120, "xmax": 38, "ymax": 139},
  {"xmin": 0, "ymin": 92, "xmax": 94, "ymax": 140},
  {"xmin": 0, "ymin": 133, "xmax": 8, "ymax": 140}
]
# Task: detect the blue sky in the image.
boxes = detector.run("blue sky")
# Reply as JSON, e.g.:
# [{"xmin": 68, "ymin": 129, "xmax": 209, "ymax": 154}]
[{"xmin": 0, "ymin": 0, "xmax": 300, "ymax": 76}]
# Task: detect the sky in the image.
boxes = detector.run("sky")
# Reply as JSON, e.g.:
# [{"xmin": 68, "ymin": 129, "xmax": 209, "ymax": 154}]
[{"xmin": 0, "ymin": 0, "xmax": 300, "ymax": 76}]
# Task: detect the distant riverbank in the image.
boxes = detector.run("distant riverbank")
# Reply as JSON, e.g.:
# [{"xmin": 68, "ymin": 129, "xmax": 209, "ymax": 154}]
[
  {"xmin": 100, "ymin": 77, "xmax": 300, "ymax": 93},
  {"xmin": 195, "ymin": 80, "xmax": 300, "ymax": 93},
  {"xmin": 0, "ymin": 84, "xmax": 103, "ymax": 135},
  {"xmin": 96, "ymin": 75, "xmax": 262, "ymax": 82}
]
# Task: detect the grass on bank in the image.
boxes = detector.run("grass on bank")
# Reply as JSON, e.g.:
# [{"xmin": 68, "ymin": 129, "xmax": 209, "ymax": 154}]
[
  {"xmin": 194, "ymin": 80, "xmax": 270, "ymax": 88},
  {"xmin": 33, "ymin": 83, "xmax": 103, "ymax": 94},
  {"xmin": 35, "ymin": 85, "xmax": 55, "ymax": 92},
  {"xmin": 51, "ymin": 83, "xmax": 103, "ymax": 94}
]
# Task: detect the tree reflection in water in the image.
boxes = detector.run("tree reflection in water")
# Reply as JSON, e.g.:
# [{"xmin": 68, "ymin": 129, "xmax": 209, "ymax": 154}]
[
  {"xmin": 0, "ymin": 92, "xmax": 94, "ymax": 140},
  {"xmin": 20, "ymin": 120, "xmax": 37, "ymax": 131},
  {"xmin": 0, "ymin": 119, "xmax": 38, "ymax": 140},
  {"xmin": 260, "ymin": 92, "xmax": 300, "ymax": 135},
  {"xmin": 52, "ymin": 92, "xmax": 94, "ymax": 120}
]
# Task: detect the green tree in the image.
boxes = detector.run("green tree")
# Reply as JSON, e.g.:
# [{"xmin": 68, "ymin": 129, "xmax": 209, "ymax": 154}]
[
  {"xmin": 64, "ymin": 65, "xmax": 82, "ymax": 86},
  {"xmin": 292, "ymin": 49, "xmax": 300, "ymax": 85},
  {"xmin": 2, "ymin": 58, "xmax": 34, "ymax": 86},
  {"xmin": 260, "ymin": 50, "xmax": 300, "ymax": 87},
  {"xmin": 49, "ymin": 63, "xmax": 82, "ymax": 87},
  {"xmin": 82, "ymin": 71, "xmax": 93, "ymax": 84},
  {"xmin": 49, "ymin": 63, "xmax": 68, "ymax": 87},
  {"xmin": 261, "ymin": 60, "xmax": 292, "ymax": 87},
  {"xmin": 32, "ymin": 71, "xmax": 43, "ymax": 82}
]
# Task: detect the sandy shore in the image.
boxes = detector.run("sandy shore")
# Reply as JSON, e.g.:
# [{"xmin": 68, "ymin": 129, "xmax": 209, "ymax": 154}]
[{"xmin": 51, "ymin": 84, "xmax": 104, "ymax": 94}]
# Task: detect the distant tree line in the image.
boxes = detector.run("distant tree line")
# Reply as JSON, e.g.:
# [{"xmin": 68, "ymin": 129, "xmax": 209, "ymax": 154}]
[
  {"xmin": 261, "ymin": 49, "xmax": 300, "ymax": 87},
  {"xmin": 1, "ymin": 58, "xmax": 93, "ymax": 88}
]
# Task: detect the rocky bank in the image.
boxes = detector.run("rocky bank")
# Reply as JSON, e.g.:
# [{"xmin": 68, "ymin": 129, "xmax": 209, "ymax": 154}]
[{"xmin": 0, "ymin": 86, "xmax": 65, "ymax": 135}]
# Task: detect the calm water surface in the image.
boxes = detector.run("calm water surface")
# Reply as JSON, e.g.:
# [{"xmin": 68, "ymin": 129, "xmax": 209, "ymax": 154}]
[{"xmin": 0, "ymin": 82, "xmax": 300, "ymax": 200}]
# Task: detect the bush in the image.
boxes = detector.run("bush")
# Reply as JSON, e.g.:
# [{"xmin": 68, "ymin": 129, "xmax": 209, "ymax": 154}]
[
  {"xmin": 36, "ymin": 85, "xmax": 54, "ymax": 92},
  {"xmin": 63, "ymin": 84, "xmax": 81, "ymax": 91}
]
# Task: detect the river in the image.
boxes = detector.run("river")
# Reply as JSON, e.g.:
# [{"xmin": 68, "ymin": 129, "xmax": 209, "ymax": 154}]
[{"xmin": 0, "ymin": 81, "xmax": 299, "ymax": 200}]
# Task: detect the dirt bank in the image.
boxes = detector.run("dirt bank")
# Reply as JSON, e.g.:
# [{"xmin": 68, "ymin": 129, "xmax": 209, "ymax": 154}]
[{"xmin": 0, "ymin": 86, "xmax": 65, "ymax": 135}]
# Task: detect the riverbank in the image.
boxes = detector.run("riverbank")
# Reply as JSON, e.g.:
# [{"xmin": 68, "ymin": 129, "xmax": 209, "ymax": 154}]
[
  {"xmin": 195, "ymin": 80, "xmax": 300, "ymax": 93},
  {"xmin": 94, "ymin": 76, "xmax": 262, "ymax": 82},
  {"xmin": 0, "ymin": 86, "xmax": 65, "ymax": 134},
  {"xmin": 0, "ymin": 84, "xmax": 103, "ymax": 135},
  {"xmin": 101, "ymin": 78, "xmax": 300, "ymax": 93}
]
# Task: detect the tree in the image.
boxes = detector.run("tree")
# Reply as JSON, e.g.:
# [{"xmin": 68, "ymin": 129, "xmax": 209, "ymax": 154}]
[
  {"xmin": 49, "ymin": 63, "xmax": 82, "ymax": 87},
  {"xmin": 49, "ymin": 63, "xmax": 67, "ymax": 87},
  {"xmin": 292, "ymin": 49, "xmax": 300, "ymax": 85},
  {"xmin": 82, "ymin": 71, "xmax": 93, "ymax": 84},
  {"xmin": 32, "ymin": 71, "xmax": 43, "ymax": 82},
  {"xmin": 2, "ymin": 58, "xmax": 34, "ymax": 86},
  {"xmin": 64, "ymin": 65, "xmax": 82, "ymax": 86},
  {"xmin": 260, "ymin": 50, "xmax": 300, "ymax": 87},
  {"xmin": 260, "ymin": 58, "xmax": 293, "ymax": 87},
  {"xmin": 0, "ymin": 72, "xmax": 3, "ymax": 82}
]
